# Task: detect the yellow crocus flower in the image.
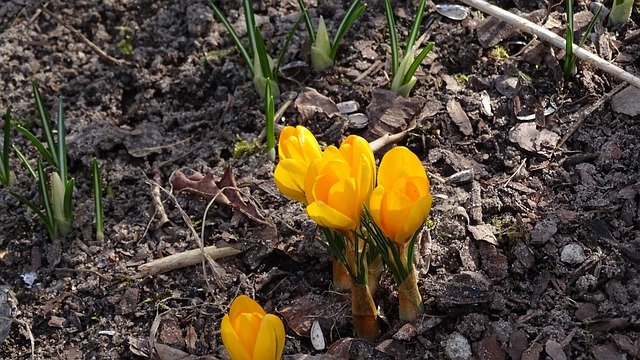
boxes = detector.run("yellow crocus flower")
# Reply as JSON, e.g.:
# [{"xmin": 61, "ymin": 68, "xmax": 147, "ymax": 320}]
[
  {"xmin": 274, "ymin": 126, "xmax": 322, "ymax": 204},
  {"xmin": 369, "ymin": 147, "xmax": 432, "ymax": 244},
  {"xmin": 304, "ymin": 136, "xmax": 375, "ymax": 231},
  {"xmin": 220, "ymin": 295, "xmax": 286, "ymax": 360}
]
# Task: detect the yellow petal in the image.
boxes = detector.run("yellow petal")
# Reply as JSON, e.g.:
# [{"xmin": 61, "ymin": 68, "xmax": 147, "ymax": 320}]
[
  {"xmin": 327, "ymin": 177, "xmax": 359, "ymax": 223},
  {"xmin": 396, "ymin": 194, "xmax": 433, "ymax": 244},
  {"xmin": 298, "ymin": 127, "xmax": 322, "ymax": 163},
  {"xmin": 234, "ymin": 313, "xmax": 263, "ymax": 357},
  {"xmin": 229, "ymin": 295, "xmax": 266, "ymax": 320},
  {"xmin": 380, "ymin": 189, "xmax": 414, "ymax": 242},
  {"xmin": 307, "ymin": 201, "xmax": 356, "ymax": 230},
  {"xmin": 378, "ymin": 147, "xmax": 426, "ymax": 189},
  {"xmin": 277, "ymin": 126, "xmax": 296, "ymax": 159},
  {"xmin": 253, "ymin": 314, "xmax": 285, "ymax": 360},
  {"xmin": 368, "ymin": 186, "xmax": 385, "ymax": 226},
  {"xmin": 274, "ymin": 160, "xmax": 308, "ymax": 204},
  {"xmin": 221, "ymin": 314, "xmax": 252, "ymax": 360}
]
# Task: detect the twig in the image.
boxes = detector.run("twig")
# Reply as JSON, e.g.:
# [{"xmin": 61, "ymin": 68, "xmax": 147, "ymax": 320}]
[
  {"xmin": 458, "ymin": 0, "xmax": 640, "ymax": 89},
  {"xmin": 369, "ymin": 122, "xmax": 417, "ymax": 153},
  {"xmin": 553, "ymin": 82, "xmax": 626, "ymax": 153},
  {"xmin": 39, "ymin": 6, "xmax": 130, "ymax": 67},
  {"xmin": 134, "ymin": 246, "xmax": 241, "ymax": 278}
]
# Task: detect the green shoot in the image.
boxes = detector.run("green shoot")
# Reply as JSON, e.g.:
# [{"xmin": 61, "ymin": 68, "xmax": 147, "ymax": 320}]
[
  {"xmin": 265, "ymin": 79, "xmax": 275, "ymax": 163},
  {"xmin": 297, "ymin": 0, "xmax": 366, "ymax": 71},
  {"xmin": 11, "ymin": 82, "xmax": 74, "ymax": 239},
  {"xmin": 563, "ymin": 0, "xmax": 602, "ymax": 78},
  {"xmin": 609, "ymin": 0, "xmax": 634, "ymax": 27},
  {"xmin": 0, "ymin": 107, "xmax": 11, "ymax": 185},
  {"xmin": 384, "ymin": 0, "xmax": 434, "ymax": 97},
  {"xmin": 93, "ymin": 158, "xmax": 104, "ymax": 242},
  {"xmin": 207, "ymin": 0, "xmax": 301, "ymax": 99}
]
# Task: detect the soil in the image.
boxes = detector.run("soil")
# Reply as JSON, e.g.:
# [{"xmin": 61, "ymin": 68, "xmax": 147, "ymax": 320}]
[{"xmin": 1, "ymin": 0, "xmax": 639, "ymax": 359}]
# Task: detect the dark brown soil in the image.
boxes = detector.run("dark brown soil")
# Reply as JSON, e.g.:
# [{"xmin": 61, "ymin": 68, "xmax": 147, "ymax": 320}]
[{"xmin": 1, "ymin": 0, "xmax": 639, "ymax": 359}]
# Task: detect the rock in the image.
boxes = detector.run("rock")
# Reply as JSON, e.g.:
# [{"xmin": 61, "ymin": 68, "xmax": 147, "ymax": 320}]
[
  {"xmin": 575, "ymin": 302, "xmax": 598, "ymax": 321},
  {"xmin": 545, "ymin": 340, "xmax": 567, "ymax": 360},
  {"xmin": 611, "ymin": 85, "xmax": 640, "ymax": 116},
  {"xmin": 530, "ymin": 217, "xmax": 558, "ymax": 244},
  {"xmin": 560, "ymin": 243, "xmax": 586, "ymax": 264},
  {"xmin": 508, "ymin": 122, "xmax": 560, "ymax": 157},
  {"xmin": 443, "ymin": 332, "xmax": 472, "ymax": 360},
  {"xmin": 473, "ymin": 333, "xmax": 507, "ymax": 360}
]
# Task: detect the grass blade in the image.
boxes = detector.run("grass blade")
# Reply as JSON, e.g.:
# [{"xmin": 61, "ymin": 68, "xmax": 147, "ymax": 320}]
[
  {"xmin": 277, "ymin": 14, "xmax": 303, "ymax": 71},
  {"xmin": 578, "ymin": 6, "xmax": 602, "ymax": 48},
  {"xmin": 402, "ymin": 42, "xmax": 434, "ymax": 85},
  {"xmin": 56, "ymin": 98, "xmax": 68, "ymax": 184},
  {"xmin": 13, "ymin": 145, "xmax": 36, "ymax": 179},
  {"xmin": 296, "ymin": 0, "xmax": 316, "ymax": 44},
  {"xmin": 8, "ymin": 189, "xmax": 55, "ymax": 240},
  {"xmin": 1, "ymin": 107, "xmax": 11, "ymax": 185},
  {"xmin": 243, "ymin": 0, "xmax": 258, "ymax": 56},
  {"xmin": 16, "ymin": 125, "xmax": 56, "ymax": 166},
  {"xmin": 563, "ymin": 0, "xmax": 575, "ymax": 78},
  {"xmin": 32, "ymin": 82, "xmax": 58, "ymax": 168},
  {"xmin": 384, "ymin": 0, "xmax": 399, "ymax": 77},
  {"xmin": 37, "ymin": 160, "xmax": 57, "ymax": 240},
  {"xmin": 330, "ymin": 0, "xmax": 366, "ymax": 60},
  {"xmin": 92, "ymin": 158, "xmax": 104, "ymax": 241},
  {"xmin": 406, "ymin": 0, "xmax": 427, "ymax": 53},
  {"xmin": 253, "ymin": 25, "xmax": 273, "ymax": 79},
  {"xmin": 207, "ymin": 0, "xmax": 254, "ymax": 76},
  {"xmin": 265, "ymin": 80, "xmax": 275, "ymax": 163}
]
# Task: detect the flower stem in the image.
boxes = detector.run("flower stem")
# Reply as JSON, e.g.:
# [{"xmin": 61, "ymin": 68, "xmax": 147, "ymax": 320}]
[
  {"xmin": 397, "ymin": 268, "xmax": 424, "ymax": 322},
  {"xmin": 367, "ymin": 254, "xmax": 383, "ymax": 295},
  {"xmin": 350, "ymin": 282, "xmax": 380, "ymax": 341},
  {"xmin": 332, "ymin": 259, "xmax": 351, "ymax": 291}
]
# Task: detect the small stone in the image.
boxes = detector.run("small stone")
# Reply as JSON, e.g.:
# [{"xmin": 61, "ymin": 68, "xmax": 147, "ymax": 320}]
[
  {"xmin": 575, "ymin": 302, "xmax": 598, "ymax": 320},
  {"xmin": 560, "ymin": 243, "xmax": 586, "ymax": 264},
  {"xmin": 443, "ymin": 332, "xmax": 472, "ymax": 360},
  {"xmin": 545, "ymin": 340, "xmax": 567, "ymax": 360}
]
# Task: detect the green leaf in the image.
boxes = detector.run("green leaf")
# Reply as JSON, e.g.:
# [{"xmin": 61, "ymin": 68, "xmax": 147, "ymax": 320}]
[
  {"xmin": 56, "ymin": 97, "xmax": 68, "ymax": 184},
  {"xmin": 330, "ymin": 0, "xmax": 366, "ymax": 60},
  {"xmin": 402, "ymin": 42, "xmax": 434, "ymax": 85},
  {"xmin": 37, "ymin": 160, "xmax": 57, "ymax": 240},
  {"xmin": 265, "ymin": 80, "xmax": 275, "ymax": 163},
  {"xmin": 384, "ymin": 0, "xmax": 399, "ymax": 77},
  {"xmin": 0, "ymin": 107, "xmax": 11, "ymax": 185},
  {"xmin": 93, "ymin": 158, "xmax": 104, "ymax": 242},
  {"xmin": 311, "ymin": 17, "xmax": 334, "ymax": 71},
  {"xmin": 16, "ymin": 125, "xmax": 56, "ymax": 167},
  {"xmin": 8, "ymin": 189, "xmax": 55, "ymax": 240},
  {"xmin": 296, "ymin": 0, "xmax": 316, "ymax": 44},
  {"xmin": 406, "ymin": 0, "xmax": 427, "ymax": 53},
  {"xmin": 207, "ymin": 0, "xmax": 254, "ymax": 76},
  {"xmin": 32, "ymin": 82, "xmax": 58, "ymax": 168},
  {"xmin": 13, "ymin": 145, "xmax": 36, "ymax": 179}
]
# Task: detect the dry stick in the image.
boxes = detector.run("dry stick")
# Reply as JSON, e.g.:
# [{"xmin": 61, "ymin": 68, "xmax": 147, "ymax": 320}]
[
  {"xmin": 369, "ymin": 122, "xmax": 417, "ymax": 154},
  {"xmin": 553, "ymin": 82, "xmax": 626, "ymax": 152},
  {"xmin": 39, "ymin": 6, "xmax": 130, "ymax": 67},
  {"xmin": 134, "ymin": 246, "xmax": 241, "ymax": 278},
  {"xmin": 458, "ymin": 0, "xmax": 640, "ymax": 90}
]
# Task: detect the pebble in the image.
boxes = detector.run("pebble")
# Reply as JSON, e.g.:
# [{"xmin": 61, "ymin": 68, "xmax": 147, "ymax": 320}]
[
  {"xmin": 443, "ymin": 332, "xmax": 472, "ymax": 360},
  {"xmin": 560, "ymin": 243, "xmax": 586, "ymax": 264}
]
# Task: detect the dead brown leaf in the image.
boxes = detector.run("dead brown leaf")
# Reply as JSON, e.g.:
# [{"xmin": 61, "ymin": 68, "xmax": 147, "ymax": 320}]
[{"xmin": 171, "ymin": 167, "xmax": 271, "ymax": 226}]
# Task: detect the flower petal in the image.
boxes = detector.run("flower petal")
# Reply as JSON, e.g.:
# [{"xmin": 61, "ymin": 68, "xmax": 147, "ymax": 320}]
[
  {"xmin": 380, "ymin": 189, "xmax": 414, "ymax": 242},
  {"xmin": 229, "ymin": 295, "xmax": 266, "ymax": 320},
  {"xmin": 307, "ymin": 201, "xmax": 356, "ymax": 230},
  {"xmin": 396, "ymin": 194, "xmax": 433, "ymax": 244},
  {"xmin": 378, "ymin": 147, "xmax": 426, "ymax": 188},
  {"xmin": 253, "ymin": 314, "xmax": 285, "ymax": 360},
  {"xmin": 221, "ymin": 314, "xmax": 252, "ymax": 360},
  {"xmin": 274, "ymin": 160, "xmax": 308, "ymax": 204}
]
